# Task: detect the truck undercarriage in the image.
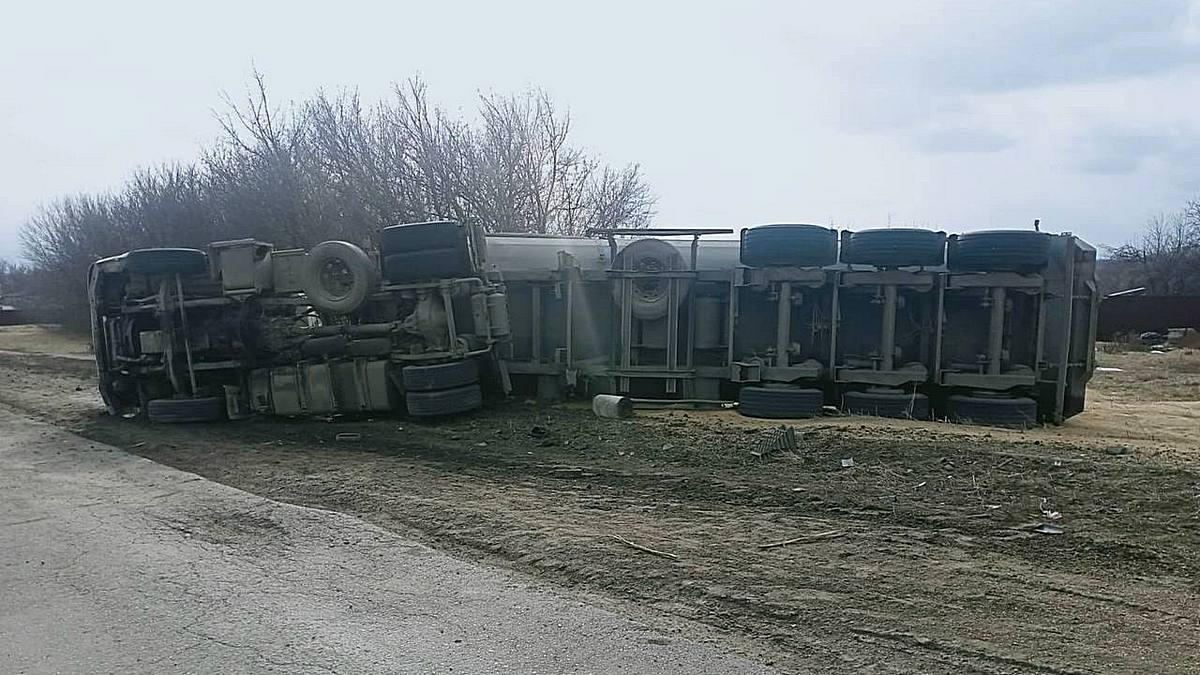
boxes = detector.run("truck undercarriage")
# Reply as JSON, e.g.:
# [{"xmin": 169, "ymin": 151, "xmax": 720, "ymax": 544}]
[{"xmin": 89, "ymin": 221, "xmax": 1098, "ymax": 426}]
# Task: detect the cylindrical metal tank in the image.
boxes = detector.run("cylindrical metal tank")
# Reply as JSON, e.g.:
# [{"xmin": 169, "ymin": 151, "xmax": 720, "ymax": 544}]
[{"xmin": 487, "ymin": 291, "xmax": 511, "ymax": 338}]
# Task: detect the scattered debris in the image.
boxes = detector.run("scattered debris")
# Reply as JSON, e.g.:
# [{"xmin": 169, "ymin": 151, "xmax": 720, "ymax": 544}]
[
  {"xmin": 1037, "ymin": 498, "xmax": 1063, "ymax": 521},
  {"xmin": 334, "ymin": 432, "xmax": 361, "ymax": 442},
  {"xmin": 607, "ymin": 534, "xmax": 678, "ymax": 559},
  {"xmin": 528, "ymin": 425, "xmax": 548, "ymax": 438},
  {"xmin": 476, "ymin": 442, "xmax": 488, "ymax": 448},
  {"xmin": 1106, "ymin": 445, "xmax": 1131, "ymax": 455},
  {"xmin": 130, "ymin": 442, "xmax": 146, "ymax": 449},
  {"xmin": 840, "ymin": 458, "xmax": 856, "ymax": 468},
  {"xmin": 758, "ymin": 529, "xmax": 844, "ymax": 550},
  {"xmin": 749, "ymin": 426, "xmax": 797, "ymax": 458},
  {"xmin": 1095, "ymin": 367, "xmax": 1124, "ymax": 373},
  {"xmin": 592, "ymin": 394, "xmax": 633, "ymax": 419},
  {"xmin": 1033, "ymin": 523, "xmax": 1065, "ymax": 535}
]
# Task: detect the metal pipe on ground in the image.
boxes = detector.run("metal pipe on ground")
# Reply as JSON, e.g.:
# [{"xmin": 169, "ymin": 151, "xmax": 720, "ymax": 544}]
[{"xmin": 592, "ymin": 395, "xmax": 736, "ymax": 418}]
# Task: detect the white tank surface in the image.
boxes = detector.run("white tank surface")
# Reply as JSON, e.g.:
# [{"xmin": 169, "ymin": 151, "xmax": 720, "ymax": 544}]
[{"xmin": 483, "ymin": 233, "xmax": 741, "ymax": 273}]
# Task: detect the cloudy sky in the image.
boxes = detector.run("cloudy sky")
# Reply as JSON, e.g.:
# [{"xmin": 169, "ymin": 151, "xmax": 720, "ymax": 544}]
[{"xmin": 3, "ymin": 0, "xmax": 1199, "ymax": 259}]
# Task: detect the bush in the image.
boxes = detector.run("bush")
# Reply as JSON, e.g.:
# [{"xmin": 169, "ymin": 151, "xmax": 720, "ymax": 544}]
[{"xmin": 21, "ymin": 73, "xmax": 655, "ymax": 329}]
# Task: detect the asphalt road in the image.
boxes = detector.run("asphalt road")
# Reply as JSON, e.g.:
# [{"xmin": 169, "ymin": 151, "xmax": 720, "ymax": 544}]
[{"xmin": 0, "ymin": 408, "xmax": 773, "ymax": 674}]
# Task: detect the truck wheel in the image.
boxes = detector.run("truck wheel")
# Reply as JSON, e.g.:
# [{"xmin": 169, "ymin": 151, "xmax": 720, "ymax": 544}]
[
  {"xmin": 382, "ymin": 247, "xmax": 474, "ymax": 283},
  {"xmin": 946, "ymin": 394, "xmax": 1038, "ymax": 428},
  {"xmin": 406, "ymin": 383, "xmax": 483, "ymax": 417},
  {"xmin": 304, "ymin": 241, "xmax": 378, "ymax": 314},
  {"xmin": 124, "ymin": 248, "xmax": 209, "ymax": 276},
  {"xmin": 843, "ymin": 389, "xmax": 929, "ymax": 419},
  {"xmin": 380, "ymin": 221, "xmax": 466, "ymax": 255},
  {"xmin": 738, "ymin": 385, "xmax": 824, "ymax": 419},
  {"xmin": 947, "ymin": 231, "xmax": 1052, "ymax": 272},
  {"xmin": 402, "ymin": 359, "xmax": 479, "ymax": 391},
  {"xmin": 610, "ymin": 238, "xmax": 690, "ymax": 321},
  {"xmin": 841, "ymin": 229, "xmax": 946, "ymax": 268},
  {"xmin": 147, "ymin": 396, "xmax": 226, "ymax": 423},
  {"xmin": 740, "ymin": 224, "xmax": 838, "ymax": 268}
]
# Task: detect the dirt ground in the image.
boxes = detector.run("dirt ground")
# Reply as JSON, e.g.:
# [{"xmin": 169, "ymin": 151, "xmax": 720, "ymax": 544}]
[{"xmin": 1, "ymin": 325, "xmax": 1198, "ymax": 674}]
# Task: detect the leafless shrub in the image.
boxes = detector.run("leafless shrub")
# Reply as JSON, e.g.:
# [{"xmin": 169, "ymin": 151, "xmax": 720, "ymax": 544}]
[
  {"xmin": 1106, "ymin": 208, "xmax": 1200, "ymax": 295},
  {"xmin": 20, "ymin": 72, "xmax": 655, "ymax": 328}
]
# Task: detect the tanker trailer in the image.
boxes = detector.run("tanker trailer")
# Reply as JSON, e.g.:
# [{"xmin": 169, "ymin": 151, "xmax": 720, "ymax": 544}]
[{"xmin": 484, "ymin": 228, "xmax": 738, "ymax": 400}]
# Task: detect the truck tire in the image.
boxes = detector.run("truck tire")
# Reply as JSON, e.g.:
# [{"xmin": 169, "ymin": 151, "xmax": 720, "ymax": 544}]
[
  {"xmin": 304, "ymin": 241, "xmax": 379, "ymax": 314},
  {"xmin": 946, "ymin": 394, "xmax": 1038, "ymax": 428},
  {"xmin": 406, "ymin": 383, "xmax": 483, "ymax": 417},
  {"xmin": 610, "ymin": 238, "xmax": 690, "ymax": 321},
  {"xmin": 380, "ymin": 221, "xmax": 466, "ymax": 255},
  {"xmin": 147, "ymin": 396, "xmax": 225, "ymax": 423},
  {"xmin": 346, "ymin": 337, "xmax": 394, "ymax": 357},
  {"xmin": 841, "ymin": 229, "xmax": 946, "ymax": 268},
  {"xmin": 124, "ymin": 248, "xmax": 209, "ymax": 276},
  {"xmin": 740, "ymin": 224, "xmax": 838, "ymax": 268},
  {"xmin": 382, "ymin": 247, "xmax": 474, "ymax": 283},
  {"xmin": 738, "ymin": 385, "xmax": 824, "ymax": 419},
  {"xmin": 947, "ymin": 231, "xmax": 1052, "ymax": 272},
  {"xmin": 843, "ymin": 389, "xmax": 929, "ymax": 419},
  {"xmin": 402, "ymin": 359, "xmax": 479, "ymax": 391}
]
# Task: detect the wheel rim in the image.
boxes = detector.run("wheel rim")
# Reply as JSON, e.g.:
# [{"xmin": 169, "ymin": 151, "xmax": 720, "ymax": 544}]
[
  {"xmin": 319, "ymin": 258, "xmax": 355, "ymax": 301},
  {"xmin": 632, "ymin": 255, "xmax": 667, "ymax": 302}
]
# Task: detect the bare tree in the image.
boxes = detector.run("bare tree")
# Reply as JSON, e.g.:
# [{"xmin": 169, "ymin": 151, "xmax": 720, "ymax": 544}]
[
  {"xmin": 1107, "ymin": 207, "xmax": 1200, "ymax": 294},
  {"xmin": 20, "ymin": 72, "xmax": 657, "ymax": 328}
]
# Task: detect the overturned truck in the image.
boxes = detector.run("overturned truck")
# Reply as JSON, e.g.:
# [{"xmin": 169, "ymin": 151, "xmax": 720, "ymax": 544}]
[{"xmin": 89, "ymin": 221, "xmax": 1098, "ymax": 426}]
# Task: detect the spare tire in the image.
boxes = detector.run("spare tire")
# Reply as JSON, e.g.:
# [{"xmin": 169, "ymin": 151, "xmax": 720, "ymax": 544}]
[
  {"xmin": 124, "ymin": 248, "xmax": 209, "ymax": 276},
  {"xmin": 738, "ymin": 385, "xmax": 824, "ymax": 419},
  {"xmin": 841, "ymin": 229, "xmax": 946, "ymax": 268},
  {"xmin": 610, "ymin": 238, "xmax": 690, "ymax": 321},
  {"xmin": 843, "ymin": 389, "xmax": 929, "ymax": 419},
  {"xmin": 406, "ymin": 383, "xmax": 483, "ymax": 417},
  {"xmin": 380, "ymin": 221, "xmax": 466, "ymax": 255},
  {"xmin": 147, "ymin": 396, "xmax": 225, "ymax": 423},
  {"xmin": 740, "ymin": 224, "xmax": 838, "ymax": 268},
  {"xmin": 382, "ymin": 247, "xmax": 474, "ymax": 283},
  {"xmin": 948, "ymin": 231, "xmax": 1052, "ymax": 272},
  {"xmin": 304, "ymin": 241, "xmax": 379, "ymax": 314},
  {"xmin": 946, "ymin": 394, "xmax": 1038, "ymax": 428},
  {"xmin": 402, "ymin": 359, "xmax": 479, "ymax": 391}
]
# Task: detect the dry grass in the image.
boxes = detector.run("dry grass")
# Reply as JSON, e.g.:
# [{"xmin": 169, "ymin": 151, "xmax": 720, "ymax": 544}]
[{"xmin": 0, "ymin": 324, "xmax": 92, "ymax": 357}]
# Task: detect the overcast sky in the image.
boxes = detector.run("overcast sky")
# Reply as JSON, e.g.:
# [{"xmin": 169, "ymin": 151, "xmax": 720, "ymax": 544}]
[{"xmin": 3, "ymin": 0, "xmax": 1199, "ymax": 260}]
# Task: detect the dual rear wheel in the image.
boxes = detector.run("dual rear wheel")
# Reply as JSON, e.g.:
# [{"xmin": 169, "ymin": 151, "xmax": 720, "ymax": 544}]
[{"xmin": 401, "ymin": 360, "xmax": 483, "ymax": 418}]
